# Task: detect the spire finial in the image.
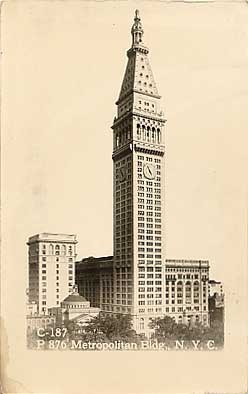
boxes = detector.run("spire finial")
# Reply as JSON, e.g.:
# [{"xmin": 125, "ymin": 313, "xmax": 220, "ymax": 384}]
[
  {"xmin": 131, "ymin": 9, "xmax": 144, "ymax": 47},
  {"xmin": 135, "ymin": 9, "xmax": 140, "ymax": 20}
]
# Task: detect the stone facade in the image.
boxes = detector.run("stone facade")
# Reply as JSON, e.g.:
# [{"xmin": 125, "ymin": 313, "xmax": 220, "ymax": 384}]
[
  {"xmin": 27, "ymin": 233, "xmax": 77, "ymax": 313},
  {"xmin": 75, "ymin": 256, "xmax": 113, "ymax": 310},
  {"xmin": 165, "ymin": 260, "xmax": 209, "ymax": 326}
]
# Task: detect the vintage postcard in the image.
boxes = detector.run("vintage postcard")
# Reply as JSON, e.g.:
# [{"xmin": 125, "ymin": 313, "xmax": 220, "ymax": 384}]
[{"xmin": 1, "ymin": 1, "xmax": 247, "ymax": 393}]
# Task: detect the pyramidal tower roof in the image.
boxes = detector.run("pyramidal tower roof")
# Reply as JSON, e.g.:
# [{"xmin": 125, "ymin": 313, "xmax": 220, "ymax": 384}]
[{"xmin": 117, "ymin": 10, "xmax": 160, "ymax": 104}]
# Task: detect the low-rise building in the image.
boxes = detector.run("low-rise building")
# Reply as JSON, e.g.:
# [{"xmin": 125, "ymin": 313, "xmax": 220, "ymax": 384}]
[
  {"xmin": 27, "ymin": 314, "xmax": 56, "ymax": 333},
  {"xmin": 208, "ymin": 279, "xmax": 224, "ymax": 326},
  {"xmin": 61, "ymin": 286, "xmax": 100, "ymax": 325},
  {"xmin": 49, "ymin": 285, "xmax": 100, "ymax": 326},
  {"xmin": 208, "ymin": 279, "xmax": 224, "ymax": 297},
  {"xmin": 208, "ymin": 289, "xmax": 224, "ymax": 327},
  {"xmin": 26, "ymin": 301, "xmax": 38, "ymax": 316}
]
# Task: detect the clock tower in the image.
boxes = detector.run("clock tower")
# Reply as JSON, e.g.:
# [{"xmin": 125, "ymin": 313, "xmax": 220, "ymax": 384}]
[{"xmin": 111, "ymin": 10, "xmax": 166, "ymax": 334}]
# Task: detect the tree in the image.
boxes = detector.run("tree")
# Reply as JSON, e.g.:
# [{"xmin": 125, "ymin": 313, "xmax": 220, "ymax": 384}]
[
  {"xmin": 149, "ymin": 315, "xmax": 224, "ymax": 349},
  {"xmin": 83, "ymin": 312, "xmax": 137, "ymax": 341},
  {"xmin": 149, "ymin": 315, "xmax": 180, "ymax": 340}
]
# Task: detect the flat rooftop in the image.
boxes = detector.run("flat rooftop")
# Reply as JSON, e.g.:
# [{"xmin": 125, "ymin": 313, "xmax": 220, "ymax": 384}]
[{"xmin": 27, "ymin": 233, "xmax": 77, "ymax": 244}]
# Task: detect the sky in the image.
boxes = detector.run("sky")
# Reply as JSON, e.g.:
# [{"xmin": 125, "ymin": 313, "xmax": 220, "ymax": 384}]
[
  {"xmin": 2, "ymin": 2, "xmax": 248, "ymax": 281},
  {"xmin": 1, "ymin": 2, "xmax": 248, "ymax": 393}
]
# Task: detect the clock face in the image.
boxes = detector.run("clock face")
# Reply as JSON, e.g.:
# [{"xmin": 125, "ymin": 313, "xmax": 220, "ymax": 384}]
[
  {"xmin": 143, "ymin": 163, "xmax": 156, "ymax": 180},
  {"xmin": 118, "ymin": 166, "xmax": 127, "ymax": 182}
]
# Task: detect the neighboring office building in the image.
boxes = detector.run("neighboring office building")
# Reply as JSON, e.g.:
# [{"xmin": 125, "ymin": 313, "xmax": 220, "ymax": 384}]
[
  {"xmin": 27, "ymin": 233, "xmax": 77, "ymax": 313},
  {"xmin": 75, "ymin": 256, "xmax": 113, "ymax": 310},
  {"xmin": 165, "ymin": 260, "xmax": 209, "ymax": 326}
]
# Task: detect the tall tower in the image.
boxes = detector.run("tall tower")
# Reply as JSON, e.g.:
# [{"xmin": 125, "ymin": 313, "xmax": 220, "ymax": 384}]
[{"xmin": 112, "ymin": 10, "xmax": 166, "ymax": 334}]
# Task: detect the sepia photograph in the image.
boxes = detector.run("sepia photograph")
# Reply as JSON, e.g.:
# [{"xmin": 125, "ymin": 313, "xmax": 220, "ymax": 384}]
[{"xmin": 1, "ymin": 1, "xmax": 248, "ymax": 393}]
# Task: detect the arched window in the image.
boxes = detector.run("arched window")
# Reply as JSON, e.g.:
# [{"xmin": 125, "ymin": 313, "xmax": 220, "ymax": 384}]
[
  {"xmin": 140, "ymin": 318, "xmax": 144, "ymax": 330},
  {"xmin": 152, "ymin": 127, "xmax": 156, "ymax": 143},
  {"xmin": 62, "ymin": 245, "xmax": 66, "ymax": 255},
  {"xmin": 55, "ymin": 245, "xmax": 60, "ymax": 255},
  {"xmin": 151, "ymin": 128, "xmax": 155, "ymax": 142},
  {"xmin": 193, "ymin": 281, "xmax": 200, "ymax": 304},
  {"xmin": 177, "ymin": 281, "xmax": 183, "ymax": 299},
  {"xmin": 157, "ymin": 128, "xmax": 161, "ymax": 144},
  {"xmin": 49, "ymin": 244, "xmax": 54, "ymax": 255},
  {"xmin": 42, "ymin": 244, "xmax": 46, "ymax": 254},
  {"xmin": 185, "ymin": 281, "xmax": 192, "ymax": 304},
  {"xmin": 142, "ymin": 125, "xmax": 146, "ymax": 140},
  {"xmin": 137, "ymin": 124, "xmax": 141, "ymax": 140},
  {"xmin": 147, "ymin": 126, "xmax": 150, "ymax": 141},
  {"xmin": 116, "ymin": 134, "xmax": 119, "ymax": 148}
]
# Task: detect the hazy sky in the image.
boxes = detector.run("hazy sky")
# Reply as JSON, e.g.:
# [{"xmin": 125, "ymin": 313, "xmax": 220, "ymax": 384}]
[
  {"xmin": 2, "ymin": 2, "xmax": 248, "ymax": 282},
  {"xmin": 2, "ymin": 2, "xmax": 248, "ymax": 393}
]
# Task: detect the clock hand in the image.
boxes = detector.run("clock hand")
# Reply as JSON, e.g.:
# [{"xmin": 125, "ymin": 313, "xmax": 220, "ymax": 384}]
[{"xmin": 148, "ymin": 167, "xmax": 152, "ymax": 176}]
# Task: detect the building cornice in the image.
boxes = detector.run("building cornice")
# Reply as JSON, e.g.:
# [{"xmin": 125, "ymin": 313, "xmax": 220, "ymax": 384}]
[
  {"xmin": 116, "ymin": 89, "xmax": 161, "ymax": 106},
  {"xmin": 112, "ymin": 110, "xmax": 166, "ymax": 129}
]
